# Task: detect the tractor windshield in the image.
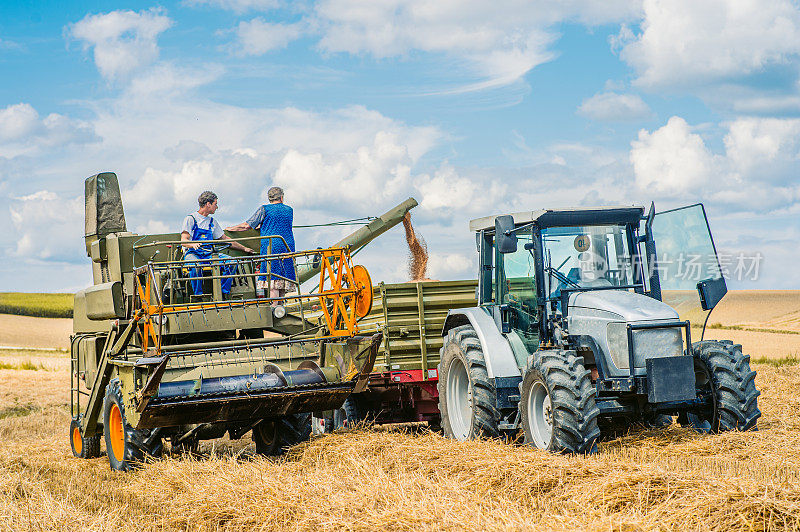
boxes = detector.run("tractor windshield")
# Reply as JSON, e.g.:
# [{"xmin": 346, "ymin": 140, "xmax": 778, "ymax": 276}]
[{"xmin": 541, "ymin": 224, "xmax": 633, "ymax": 299}]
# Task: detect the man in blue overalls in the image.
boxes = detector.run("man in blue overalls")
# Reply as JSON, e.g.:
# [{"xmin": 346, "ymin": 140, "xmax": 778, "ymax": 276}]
[
  {"xmin": 181, "ymin": 191, "xmax": 255, "ymax": 297},
  {"xmin": 227, "ymin": 186, "xmax": 295, "ymax": 305}
]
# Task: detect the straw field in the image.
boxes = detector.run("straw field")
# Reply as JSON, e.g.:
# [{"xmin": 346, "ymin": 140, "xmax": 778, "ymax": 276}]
[{"xmin": 1, "ymin": 293, "xmax": 799, "ymax": 531}]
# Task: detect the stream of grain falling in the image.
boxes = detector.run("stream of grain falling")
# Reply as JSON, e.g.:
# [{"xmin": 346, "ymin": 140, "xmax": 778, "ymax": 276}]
[{"xmin": 402, "ymin": 212, "xmax": 430, "ymax": 281}]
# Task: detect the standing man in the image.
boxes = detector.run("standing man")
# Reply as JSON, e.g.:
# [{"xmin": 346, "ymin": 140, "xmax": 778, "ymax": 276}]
[
  {"xmin": 182, "ymin": 191, "xmax": 255, "ymax": 297},
  {"xmin": 227, "ymin": 186, "xmax": 295, "ymax": 304}
]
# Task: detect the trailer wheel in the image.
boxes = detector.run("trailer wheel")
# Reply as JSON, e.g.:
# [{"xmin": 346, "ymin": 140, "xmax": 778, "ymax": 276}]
[
  {"xmin": 438, "ymin": 325, "xmax": 499, "ymax": 440},
  {"xmin": 253, "ymin": 413, "xmax": 312, "ymax": 456},
  {"xmin": 103, "ymin": 379, "xmax": 163, "ymax": 471},
  {"xmin": 519, "ymin": 350, "xmax": 600, "ymax": 454},
  {"xmin": 679, "ymin": 340, "xmax": 761, "ymax": 433},
  {"xmin": 70, "ymin": 418, "xmax": 101, "ymax": 459},
  {"xmin": 332, "ymin": 395, "xmax": 367, "ymax": 430}
]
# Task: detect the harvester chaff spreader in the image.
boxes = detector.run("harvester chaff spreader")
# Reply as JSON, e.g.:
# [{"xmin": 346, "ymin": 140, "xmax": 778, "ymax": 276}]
[{"xmin": 70, "ymin": 172, "xmax": 415, "ymax": 470}]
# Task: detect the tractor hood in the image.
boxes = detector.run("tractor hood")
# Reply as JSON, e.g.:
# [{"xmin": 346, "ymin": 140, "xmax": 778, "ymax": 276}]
[{"xmin": 569, "ymin": 290, "xmax": 678, "ymax": 323}]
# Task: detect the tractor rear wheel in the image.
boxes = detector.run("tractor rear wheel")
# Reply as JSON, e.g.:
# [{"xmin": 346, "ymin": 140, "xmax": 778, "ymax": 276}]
[
  {"xmin": 103, "ymin": 379, "xmax": 163, "ymax": 471},
  {"xmin": 679, "ymin": 340, "xmax": 760, "ymax": 432},
  {"xmin": 438, "ymin": 325, "xmax": 499, "ymax": 440},
  {"xmin": 519, "ymin": 349, "xmax": 600, "ymax": 454},
  {"xmin": 252, "ymin": 413, "xmax": 312, "ymax": 456},
  {"xmin": 70, "ymin": 418, "xmax": 101, "ymax": 459}
]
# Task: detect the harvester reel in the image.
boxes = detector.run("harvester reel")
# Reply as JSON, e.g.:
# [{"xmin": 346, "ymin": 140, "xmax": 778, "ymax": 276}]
[{"xmin": 316, "ymin": 248, "xmax": 373, "ymax": 336}]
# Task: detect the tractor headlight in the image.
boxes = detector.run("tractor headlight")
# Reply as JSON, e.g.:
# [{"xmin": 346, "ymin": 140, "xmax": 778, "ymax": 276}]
[{"xmin": 272, "ymin": 305, "xmax": 287, "ymax": 319}]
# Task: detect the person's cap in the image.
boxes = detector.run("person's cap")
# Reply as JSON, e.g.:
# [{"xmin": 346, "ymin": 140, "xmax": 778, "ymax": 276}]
[{"xmin": 268, "ymin": 186, "xmax": 284, "ymax": 201}]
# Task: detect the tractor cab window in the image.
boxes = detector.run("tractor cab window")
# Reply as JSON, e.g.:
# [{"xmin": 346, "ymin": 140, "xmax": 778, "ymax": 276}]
[
  {"xmin": 495, "ymin": 231, "xmax": 538, "ymax": 347},
  {"xmin": 542, "ymin": 225, "xmax": 633, "ymax": 300},
  {"xmin": 650, "ymin": 204, "xmax": 722, "ymax": 290}
]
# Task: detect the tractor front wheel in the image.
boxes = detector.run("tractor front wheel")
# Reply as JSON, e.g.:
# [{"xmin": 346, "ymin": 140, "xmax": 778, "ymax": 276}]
[
  {"xmin": 438, "ymin": 325, "xmax": 499, "ymax": 441},
  {"xmin": 103, "ymin": 379, "xmax": 163, "ymax": 471},
  {"xmin": 519, "ymin": 349, "xmax": 600, "ymax": 454},
  {"xmin": 679, "ymin": 340, "xmax": 760, "ymax": 432}
]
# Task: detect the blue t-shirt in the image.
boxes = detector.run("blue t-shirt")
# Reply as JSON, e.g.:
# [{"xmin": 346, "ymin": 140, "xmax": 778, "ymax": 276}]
[{"xmin": 247, "ymin": 203, "xmax": 295, "ymax": 280}]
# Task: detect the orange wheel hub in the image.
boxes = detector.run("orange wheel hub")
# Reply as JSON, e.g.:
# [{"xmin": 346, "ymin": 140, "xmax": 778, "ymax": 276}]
[
  {"xmin": 109, "ymin": 403, "xmax": 125, "ymax": 462},
  {"xmin": 72, "ymin": 426, "xmax": 82, "ymax": 456},
  {"xmin": 350, "ymin": 265, "xmax": 373, "ymax": 318}
]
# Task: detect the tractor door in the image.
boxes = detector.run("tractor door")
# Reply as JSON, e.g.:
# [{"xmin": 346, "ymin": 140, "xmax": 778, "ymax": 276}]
[
  {"xmin": 495, "ymin": 231, "xmax": 540, "ymax": 350},
  {"xmin": 649, "ymin": 203, "xmax": 727, "ymax": 311}
]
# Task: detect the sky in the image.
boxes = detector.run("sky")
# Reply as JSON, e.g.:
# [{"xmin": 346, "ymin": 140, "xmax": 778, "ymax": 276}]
[{"xmin": 1, "ymin": 0, "xmax": 799, "ymax": 292}]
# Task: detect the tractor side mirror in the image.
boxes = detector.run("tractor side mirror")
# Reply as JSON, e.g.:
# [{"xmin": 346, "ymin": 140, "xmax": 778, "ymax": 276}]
[
  {"xmin": 495, "ymin": 216, "xmax": 517, "ymax": 254},
  {"xmin": 697, "ymin": 277, "xmax": 727, "ymax": 311}
]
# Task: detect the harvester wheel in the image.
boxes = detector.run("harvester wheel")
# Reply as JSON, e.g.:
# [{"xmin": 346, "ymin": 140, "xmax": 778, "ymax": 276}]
[
  {"xmin": 679, "ymin": 340, "xmax": 761, "ymax": 433},
  {"xmin": 253, "ymin": 413, "xmax": 312, "ymax": 456},
  {"xmin": 102, "ymin": 379, "xmax": 163, "ymax": 471},
  {"xmin": 518, "ymin": 349, "xmax": 600, "ymax": 454},
  {"xmin": 70, "ymin": 418, "xmax": 101, "ymax": 459},
  {"xmin": 438, "ymin": 325, "xmax": 499, "ymax": 440}
]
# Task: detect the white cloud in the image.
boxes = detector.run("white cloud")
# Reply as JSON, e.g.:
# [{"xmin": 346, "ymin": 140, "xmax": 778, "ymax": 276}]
[
  {"xmin": 233, "ymin": 18, "xmax": 304, "ymax": 56},
  {"xmin": 9, "ymin": 191, "xmax": 84, "ymax": 262},
  {"xmin": 619, "ymin": 0, "xmax": 800, "ymax": 88},
  {"xmin": 69, "ymin": 8, "xmax": 173, "ymax": 82},
  {"xmin": 723, "ymin": 117, "xmax": 800, "ymax": 183},
  {"xmin": 630, "ymin": 116, "xmax": 715, "ymax": 195},
  {"xmin": 312, "ymin": 0, "xmax": 640, "ymax": 89},
  {"xmin": 274, "ymin": 131, "xmax": 417, "ymax": 210},
  {"xmin": 630, "ymin": 116, "xmax": 800, "ymax": 211},
  {"xmin": 577, "ymin": 91, "xmax": 652, "ymax": 122},
  {"xmin": 0, "ymin": 103, "xmax": 96, "ymax": 154},
  {"xmin": 414, "ymin": 165, "xmax": 507, "ymax": 214},
  {"xmin": 184, "ymin": 0, "xmax": 280, "ymax": 13},
  {"xmin": 0, "ymin": 103, "xmax": 40, "ymax": 142},
  {"xmin": 125, "ymin": 62, "xmax": 225, "ymax": 97},
  {"xmin": 427, "ymin": 252, "xmax": 473, "ymax": 280}
]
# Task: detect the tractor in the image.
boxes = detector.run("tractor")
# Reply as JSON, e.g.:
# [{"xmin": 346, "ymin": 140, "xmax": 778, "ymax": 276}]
[{"xmin": 437, "ymin": 204, "xmax": 761, "ymax": 452}]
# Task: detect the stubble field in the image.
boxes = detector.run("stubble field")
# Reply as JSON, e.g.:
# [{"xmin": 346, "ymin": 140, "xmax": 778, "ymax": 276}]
[{"xmin": 1, "ymin": 291, "xmax": 799, "ymax": 531}]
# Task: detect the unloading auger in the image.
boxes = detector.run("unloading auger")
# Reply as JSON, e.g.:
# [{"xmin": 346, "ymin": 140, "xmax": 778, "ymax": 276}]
[{"xmin": 69, "ymin": 172, "xmax": 417, "ymax": 470}]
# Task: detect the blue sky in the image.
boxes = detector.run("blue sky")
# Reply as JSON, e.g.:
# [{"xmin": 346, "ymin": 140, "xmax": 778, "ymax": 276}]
[{"xmin": 1, "ymin": 0, "xmax": 799, "ymax": 291}]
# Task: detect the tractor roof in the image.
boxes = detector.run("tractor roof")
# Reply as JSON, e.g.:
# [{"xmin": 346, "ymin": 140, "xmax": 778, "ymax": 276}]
[{"xmin": 469, "ymin": 205, "xmax": 645, "ymax": 232}]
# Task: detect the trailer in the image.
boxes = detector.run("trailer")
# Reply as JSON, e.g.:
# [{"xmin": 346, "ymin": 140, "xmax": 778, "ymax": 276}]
[{"xmin": 326, "ymin": 279, "xmax": 477, "ymax": 428}]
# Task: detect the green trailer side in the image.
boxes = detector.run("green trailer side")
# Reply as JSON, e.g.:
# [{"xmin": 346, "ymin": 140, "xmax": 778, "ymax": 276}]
[{"xmin": 359, "ymin": 279, "xmax": 478, "ymax": 375}]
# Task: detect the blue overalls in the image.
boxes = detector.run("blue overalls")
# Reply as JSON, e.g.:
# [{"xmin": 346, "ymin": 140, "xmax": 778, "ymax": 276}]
[
  {"xmin": 258, "ymin": 203, "xmax": 296, "ymax": 285},
  {"xmin": 184, "ymin": 215, "xmax": 233, "ymax": 296}
]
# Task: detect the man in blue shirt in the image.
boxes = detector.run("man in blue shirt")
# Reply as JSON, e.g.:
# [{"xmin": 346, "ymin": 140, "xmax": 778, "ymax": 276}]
[
  {"xmin": 227, "ymin": 187, "xmax": 295, "ymax": 304},
  {"xmin": 182, "ymin": 191, "xmax": 255, "ymax": 297}
]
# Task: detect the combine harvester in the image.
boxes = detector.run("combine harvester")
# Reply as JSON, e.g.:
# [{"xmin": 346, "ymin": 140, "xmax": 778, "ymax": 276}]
[{"xmin": 70, "ymin": 172, "xmax": 415, "ymax": 470}]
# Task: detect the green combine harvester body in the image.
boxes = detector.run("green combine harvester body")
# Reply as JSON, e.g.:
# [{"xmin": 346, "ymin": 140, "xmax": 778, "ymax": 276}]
[{"xmin": 70, "ymin": 172, "xmax": 415, "ymax": 469}]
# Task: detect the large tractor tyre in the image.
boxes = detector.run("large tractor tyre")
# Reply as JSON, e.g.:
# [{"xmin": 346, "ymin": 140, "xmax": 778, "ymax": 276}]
[
  {"xmin": 437, "ymin": 324, "xmax": 500, "ymax": 441},
  {"xmin": 679, "ymin": 340, "xmax": 761, "ymax": 433},
  {"xmin": 70, "ymin": 418, "xmax": 101, "ymax": 459},
  {"xmin": 518, "ymin": 350, "xmax": 600, "ymax": 454},
  {"xmin": 103, "ymin": 379, "xmax": 163, "ymax": 471},
  {"xmin": 252, "ymin": 413, "xmax": 312, "ymax": 456}
]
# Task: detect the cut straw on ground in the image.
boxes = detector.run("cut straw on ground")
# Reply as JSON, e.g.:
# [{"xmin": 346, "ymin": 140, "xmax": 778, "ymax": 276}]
[{"xmin": 1, "ymin": 362, "xmax": 799, "ymax": 531}]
